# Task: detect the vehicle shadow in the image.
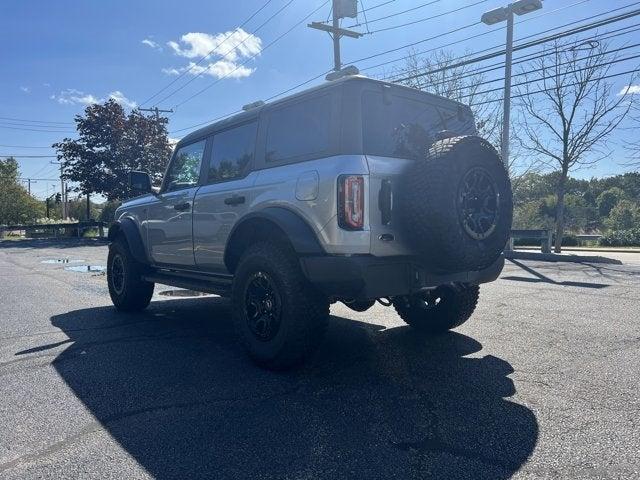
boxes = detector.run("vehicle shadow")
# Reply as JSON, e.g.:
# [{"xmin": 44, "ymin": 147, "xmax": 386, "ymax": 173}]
[{"xmin": 49, "ymin": 298, "xmax": 538, "ymax": 479}]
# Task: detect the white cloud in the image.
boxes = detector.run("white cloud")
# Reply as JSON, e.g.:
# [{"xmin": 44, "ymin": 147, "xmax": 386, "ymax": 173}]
[
  {"xmin": 20, "ymin": 86, "xmax": 31, "ymax": 93},
  {"xmin": 161, "ymin": 67, "xmax": 181, "ymax": 76},
  {"xmin": 109, "ymin": 90, "xmax": 137, "ymax": 108},
  {"xmin": 619, "ymin": 85, "xmax": 640, "ymax": 95},
  {"xmin": 43, "ymin": 82, "xmax": 51, "ymax": 88},
  {"xmin": 163, "ymin": 28, "xmax": 261, "ymax": 80},
  {"xmin": 51, "ymin": 88, "xmax": 100, "ymax": 105},
  {"xmin": 168, "ymin": 59, "xmax": 254, "ymax": 79},
  {"xmin": 51, "ymin": 88, "xmax": 137, "ymax": 108},
  {"xmin": 142, "ymin": 38, "xmax": 162, "ymax": 51}
]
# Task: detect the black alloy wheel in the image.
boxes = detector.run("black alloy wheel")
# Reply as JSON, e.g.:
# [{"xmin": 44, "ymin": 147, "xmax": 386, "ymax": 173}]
[
  {"xmin": 457, "ymin": 167, "xmax": 500, "ymax": 241},
  {"xmin": 244, "ymin": 271, "xmax": 282, "ymax": 342}
]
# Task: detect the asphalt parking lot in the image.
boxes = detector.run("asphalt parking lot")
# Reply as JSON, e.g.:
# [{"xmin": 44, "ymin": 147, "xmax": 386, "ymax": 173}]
[{"xmin": 1, "ymin": 239, "xmax": 639, "ymax": 479}]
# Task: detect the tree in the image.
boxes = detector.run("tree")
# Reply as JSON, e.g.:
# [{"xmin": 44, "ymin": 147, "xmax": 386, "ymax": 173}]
[
  {"xmin": 0, "ymin": 158, "xmax": 45, "ymax": 225},
  {"xmin": 53, "ymin": 100, "xmax": 172, "ymax": 201},
  {"xmin": 596, "ymin": 187, "xmax": 626, "ymax": 217},
  {"xmin": 517, "ymin": 40, "xmax": 637, "ymax": 252},
  {"xmin": 605, "ymin": 199, "xmax": 640, "ymax": 230}
]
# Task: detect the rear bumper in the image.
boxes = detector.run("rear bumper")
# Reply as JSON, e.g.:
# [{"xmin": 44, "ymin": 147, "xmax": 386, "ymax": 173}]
[{"xmin": 300, "ymin": 254, "xmax": 504, "ymax": 300}]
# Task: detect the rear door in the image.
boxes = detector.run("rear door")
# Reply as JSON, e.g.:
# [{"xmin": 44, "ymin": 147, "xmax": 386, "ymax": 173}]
[
  {"xmin": 193, "ymin": 120, "xmax": 258, "ymax": 272},
  {"xmin": 146, "ymin": 140, "xmax": 206, "ymax": 266},
  {"xmin": 361, "ymin": 87, "xmax": 476, "ymax": 257}
]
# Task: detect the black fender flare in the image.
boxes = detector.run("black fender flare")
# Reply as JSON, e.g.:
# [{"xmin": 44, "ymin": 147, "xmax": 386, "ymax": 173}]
[
  {"xmin": 107, "ymin": 218, "xmax": 148, "ymax": 265},
  {"xmin": 224, "ymin": 207, "xmax": 325, "ymax": 271}
]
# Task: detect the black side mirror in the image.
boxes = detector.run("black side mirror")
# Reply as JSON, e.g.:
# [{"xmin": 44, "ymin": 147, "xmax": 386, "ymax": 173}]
[{"xmin": 128, "ymin": 171, "xmax": 152, "ymax": 194}]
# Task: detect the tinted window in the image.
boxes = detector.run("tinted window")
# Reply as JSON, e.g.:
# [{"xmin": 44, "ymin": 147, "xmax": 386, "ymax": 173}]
[
  {"xmin": 208, "ymin": 122, "xmax": 257, "ymax": 182},
  {"xmin": 362, "ymin": 90, "xmax": 474, "ymax": 160},
  {"xmin": 265, "ymin": 95, "xmax": 331, "ymax": 163},
  {"xmin": 164, "ymin": 140, "xmax": 205, "ymax": 191}
]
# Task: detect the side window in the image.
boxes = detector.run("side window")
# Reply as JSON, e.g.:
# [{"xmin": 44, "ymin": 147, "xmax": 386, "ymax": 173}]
[
  {"xmin": 164, "ymin": 140, "xmax": 205, "ymax": 192},
  {"xmin": 265, "ymin": 94, "xmax": 331, "ymax": 163},
  {"xmin": 208, "ymin": 121, "xmax": 257, "ymax": 183}
]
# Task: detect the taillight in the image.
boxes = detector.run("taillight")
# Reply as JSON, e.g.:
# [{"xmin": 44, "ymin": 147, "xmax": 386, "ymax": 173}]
[{"xmin": 338, "ymin": 175, "xmax": 364, "ymax": 230}]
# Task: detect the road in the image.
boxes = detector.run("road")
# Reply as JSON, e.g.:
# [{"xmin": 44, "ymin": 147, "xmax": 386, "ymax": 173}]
[{"xmin": 1, "ymin": 239, "xmax": 639, "ymax": 479}]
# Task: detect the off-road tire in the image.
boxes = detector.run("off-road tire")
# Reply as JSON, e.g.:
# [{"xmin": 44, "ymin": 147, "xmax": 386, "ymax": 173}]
[
  {"xmin": 107, "ymin": 238, "xmax": 154, "ymax": 312},
  {"xmin": 232, "ymin": 241, "xmax": 329, "ymax": 370},
  {"xmin": 396, "ymin": 136, "xmax": 512, "ymax": 272},
  {"xmin": 393, "ymin": 284, "xmax": 479, "ymax": 334}
]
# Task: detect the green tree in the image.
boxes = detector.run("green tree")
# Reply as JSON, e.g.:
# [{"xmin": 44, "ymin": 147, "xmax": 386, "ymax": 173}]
[
  {"xmin": 605, "ymin": 200, "xmax": 640, "ymax": 230},
  {"xmin": 53, "ymin": 100, "xmax": 172, "ymax": 201},
  {"xmin": 596, "ymin": 187, "xmax": 626, "ymax": 217},
  {"xmin": 0, "ymin": 158, "xmax": 45, "ymax": 225}
]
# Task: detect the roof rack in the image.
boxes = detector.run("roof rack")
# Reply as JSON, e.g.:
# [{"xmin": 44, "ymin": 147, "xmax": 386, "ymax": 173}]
[{"xmin": 242, "ymin": 100, "xmax": 265, "ymax": 111}]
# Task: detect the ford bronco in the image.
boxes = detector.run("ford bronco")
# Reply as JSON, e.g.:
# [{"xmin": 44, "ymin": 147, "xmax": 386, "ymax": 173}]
[{"xmin": 107, "ymin": 75, "xmax": 512, "ymax": 369}]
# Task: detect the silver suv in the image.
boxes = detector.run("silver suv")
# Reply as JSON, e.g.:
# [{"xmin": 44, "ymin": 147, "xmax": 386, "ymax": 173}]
[{"xmin": 107, "ymin": 75, "xmax": 512, "ymax": 369}]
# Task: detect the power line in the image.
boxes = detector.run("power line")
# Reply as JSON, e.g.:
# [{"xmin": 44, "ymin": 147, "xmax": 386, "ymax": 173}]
[
  {"xmin": 347, "ymin": 0, "xmax": 442, "ymax": 28},
  {"xmin": 0, "ymin": 125, "xmax": 74, "ymax": 134},
  {"xmin": 0, "ymin": 155, "xmax": 57, "ymax": 158},
  {"xmin": 358, "ymin": 0, "xmax": 595, "ymax": 75},
  {"xmin": 170, "ymin": 0, "xmax": 331, "ymax": 110},
  {"xmin": 457, "ymin": 51, "xmax": 640, "ymax": 100},
  {"xmin": 474, "ymin": 67, "xmax": 640, "ymax": 105},
  {"xmin": 140, "ymin": 0, "xmax": 279, "ymax": 107},
  {"xmin": 387, "ymin": 27, "xmax": 640, "ymax": 91},
  {"xmin": 0, "ymin": 144, "xmax": 53, "ymax": 149},
  {"xmin": 390, "ymin": 5, "xmax": 640, "ymax": 84},
  {"xmin": 358, "ymin": 0, "xmax": 398, "ymax": 15},
  {"xmin": 0, "ymin": 116, "xmax": 73, "ymax": 125},
  {"xmin": 153, "ymin": 0, "xmax": 298, "ymax": 108},
  {"xmin": 367, "ymin": 0, "xmax": 491, "ymax": 35}
]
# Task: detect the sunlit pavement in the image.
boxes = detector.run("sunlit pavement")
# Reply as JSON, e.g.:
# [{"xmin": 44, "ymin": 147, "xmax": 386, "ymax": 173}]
[{"xmin": 1, "ymin": 239, "xmax": 639, "ymax": 479}]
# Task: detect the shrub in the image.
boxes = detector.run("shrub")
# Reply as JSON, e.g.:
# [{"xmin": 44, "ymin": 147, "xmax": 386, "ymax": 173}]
[{"xmin": 599, "ymin": 228, "xmax": 640, "ymax": 247}]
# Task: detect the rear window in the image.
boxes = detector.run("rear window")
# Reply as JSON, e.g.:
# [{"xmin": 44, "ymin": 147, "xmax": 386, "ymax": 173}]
[
  {"xmin": 362, "ymin": 90, "xmax": 474, "ymax": 160},
  {"xmin": 207, "ymin": 121, "xmax": 257, "ymax": 183},
  {"xmin": 265, "ymin": 94, "xmax": 331, "ymax": 163}
]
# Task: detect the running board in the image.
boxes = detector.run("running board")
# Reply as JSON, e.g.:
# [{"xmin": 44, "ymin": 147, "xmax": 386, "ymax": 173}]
[{"xmin": 142, "ymin": 269, "xmax": 232, "ymax": 296}]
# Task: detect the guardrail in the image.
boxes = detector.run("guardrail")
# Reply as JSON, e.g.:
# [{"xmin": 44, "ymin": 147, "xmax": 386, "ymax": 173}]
[
  {"xmin": 508, "ymin": 229, "xmax": 553, "ymax": 253},
  {"xmin": 0, "ymin": 221, "xmax": 108, "ymax": 239}
]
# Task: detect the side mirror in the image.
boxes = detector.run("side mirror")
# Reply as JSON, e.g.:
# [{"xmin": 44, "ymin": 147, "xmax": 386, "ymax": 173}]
[{"xmin": 128, "ymin": 171, "xmax": 152, "ymax": 194}]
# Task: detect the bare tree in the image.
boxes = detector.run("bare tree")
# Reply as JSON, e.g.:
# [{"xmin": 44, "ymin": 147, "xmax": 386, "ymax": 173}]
[
  {"xmin": 517, "ymin": 40, "xmax": 637, "ymax": 252},
  {"xmin": 624, "ymin": 102, "xmax": 640, "ymax": 165}
]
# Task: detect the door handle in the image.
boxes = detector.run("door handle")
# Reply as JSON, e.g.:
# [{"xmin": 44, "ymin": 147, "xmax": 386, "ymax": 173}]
[
  {"xmin": 224, "ymin": 195, "xmax": 245, "ymax": 206},
  {"xmin": 173, "ymin": 202, "xmax": 191, "ymax": 211}
]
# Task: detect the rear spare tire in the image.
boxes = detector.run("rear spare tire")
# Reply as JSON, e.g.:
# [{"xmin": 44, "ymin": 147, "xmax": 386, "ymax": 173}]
[{"xmin": 396, "ymin": 136, "xmax": 512, "ymax": 272}]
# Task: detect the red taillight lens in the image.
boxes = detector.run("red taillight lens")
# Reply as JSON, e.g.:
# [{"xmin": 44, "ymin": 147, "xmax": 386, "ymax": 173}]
[{"xmin": 338, "ymin": 175, "xmax": 364, "ymax": 230}]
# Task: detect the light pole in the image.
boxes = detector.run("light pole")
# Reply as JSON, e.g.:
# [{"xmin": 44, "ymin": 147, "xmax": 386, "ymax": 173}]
[{"xmin": 481, "ymin": 0, "xmax": 543, "ymax": 171}]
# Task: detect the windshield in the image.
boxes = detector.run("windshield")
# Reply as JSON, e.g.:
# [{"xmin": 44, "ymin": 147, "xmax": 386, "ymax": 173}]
[{"xmin": 361, "ymin": 89, "xmax": 476, "ymax": 160}]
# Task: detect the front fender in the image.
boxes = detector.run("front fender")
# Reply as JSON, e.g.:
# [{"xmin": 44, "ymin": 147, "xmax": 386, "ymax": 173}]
[{"xmin": 108, "ymin": 217, "xmax": 148, "ymax": 264}]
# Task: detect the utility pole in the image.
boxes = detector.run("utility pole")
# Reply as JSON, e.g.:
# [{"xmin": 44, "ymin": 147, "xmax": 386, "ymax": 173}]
[
  {"xmin": 50, "ymin": 160, "xmax": 68, "ymax": 220},
  {"xmin": 308, "ymin": 0, "xmax": 362, "ymax": 74},
  {"xmin": 139, "ymin": 107, "xmax": 173, "ymax": 120}
]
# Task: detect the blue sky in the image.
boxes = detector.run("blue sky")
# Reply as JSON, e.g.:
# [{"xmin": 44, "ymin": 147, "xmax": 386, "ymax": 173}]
[{"xmin": 2, "ymin": 0, "xmax": 639, "ymax": 199}]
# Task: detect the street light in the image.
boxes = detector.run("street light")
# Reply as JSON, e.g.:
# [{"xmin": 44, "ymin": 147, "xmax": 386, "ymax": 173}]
[{"xmin": 481, "ymin": 0, "xmax": 543, "ymax": 170}]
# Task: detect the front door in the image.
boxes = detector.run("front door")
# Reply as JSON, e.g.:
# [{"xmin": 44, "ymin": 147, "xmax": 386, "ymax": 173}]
[{"xmin": 147, "ymin": 140, "xmax": 206, "ymax": 266}]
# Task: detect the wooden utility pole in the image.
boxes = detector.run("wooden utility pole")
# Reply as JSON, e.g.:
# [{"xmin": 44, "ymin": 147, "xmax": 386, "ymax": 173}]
[
  {"xmin": 308, "ymin": 0, "xmax": 362, "ymax": 73},
  {"xmin": 139, "ymin": 107, "xmax": 173, "ymax": 120}
]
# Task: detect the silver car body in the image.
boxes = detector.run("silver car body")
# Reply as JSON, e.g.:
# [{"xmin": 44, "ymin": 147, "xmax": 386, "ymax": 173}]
[{"xmin": 115, "ymin": 76, "xmax": 477, "ymax": 274}]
